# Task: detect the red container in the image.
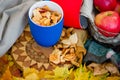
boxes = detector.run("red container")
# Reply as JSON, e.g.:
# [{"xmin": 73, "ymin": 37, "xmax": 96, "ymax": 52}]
[{"xmin": 51, "ymin": 0, "xmax": 83, "ymax": 28}]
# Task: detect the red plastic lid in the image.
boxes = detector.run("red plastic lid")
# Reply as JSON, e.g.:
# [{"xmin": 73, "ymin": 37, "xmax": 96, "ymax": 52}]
[{"xmin": 51, "ymin": 0, "xmax": 83, "ymax": 28}]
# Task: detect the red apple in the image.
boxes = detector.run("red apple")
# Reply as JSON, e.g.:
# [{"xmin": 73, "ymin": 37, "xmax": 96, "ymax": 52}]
[
  {"xmin": 94, "ymin": 11, "xmax": 120, "ymax": 37},
  {"xmin": 94, "ymin": 0, "xmax": 117, "ymax": 12},
  {"xmin": 114, "ymin": 0, "xmax": 120, "ymax": 14}
]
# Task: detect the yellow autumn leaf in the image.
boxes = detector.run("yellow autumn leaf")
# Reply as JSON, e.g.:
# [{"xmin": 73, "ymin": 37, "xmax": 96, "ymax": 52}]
[
  {"xmin": 38, "ymin": 69, "xmax": 53, "ymax": 79},
  {"xmin": 22, "ymin": 68, "xmax": 40, "ymax": 80},
  {"xmin": 74, "ymin": 66, "xmax": 91, "ymax": 80},
  {"xmin": 12, "ymin": 76, "xmax": 25, "ymax": 80},
  {"xmin": 23, "ymin": 68, "xmax": 39, "ymax": 77},
  {"xmin": 53, "ymin": 67, "xmax": 72, "ymax": 78},
  {"xmin": 25, "ymin": 73, "xmax": 39, "ymax": 80},
  {"xmin": 73, "ymin": 64, "xmax": 107, "ymax": 80},
  {"xmin": 106, "ymin": 76, "xmax": 120, "ymax": 80},
  {"xmin": 12, "ymin": 73, "xmax": 40, "ymax": 80},
  {"xmin": 45, "ymin": 66, "xmax": 73, "ymax": 80},
  {"xmin": 89, "ymin": 73, "xmax": 108, "ymax": 80}
]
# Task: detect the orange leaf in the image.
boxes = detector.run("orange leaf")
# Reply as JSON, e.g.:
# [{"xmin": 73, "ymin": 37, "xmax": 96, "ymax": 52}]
[{"xmin": 1, "ymin": 67, "xmax": 12, "ymax": 80}]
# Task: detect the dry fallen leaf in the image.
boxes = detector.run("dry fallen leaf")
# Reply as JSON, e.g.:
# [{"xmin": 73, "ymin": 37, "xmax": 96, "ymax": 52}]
[
  {"xmin": 49, "ymin": 49, "xmax": 62, "ymax": 64},
  {"xmin": 87, "ymin": 63, "xmax": 108, "ymax": 76},
  {"xmin": 49, "ymin": 28, "xmax": 87, "ymax": 67},
  {"xmin": 61, "ymin": 33, "xmax": 78, "ymax": 45},
  {"xmin": 73, "ymin": 29, "xmax": 88, "ymax": 47},
  {"xmin": 103, "ymin": 63, "xmax": 120, "ymax": 76},
  {"xmin": 1, "ymin": 67, "xmax": 12, "ymax": 80}
]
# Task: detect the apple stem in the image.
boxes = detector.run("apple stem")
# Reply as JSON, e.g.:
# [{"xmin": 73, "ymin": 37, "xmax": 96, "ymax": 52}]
[{"xmin": 107, "ymin": 13, "xmax": 112, "ymax": 16}]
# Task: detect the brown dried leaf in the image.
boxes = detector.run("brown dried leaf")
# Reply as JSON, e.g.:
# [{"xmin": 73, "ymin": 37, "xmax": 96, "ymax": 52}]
[
  {"xmin": 87, "ymin": 63, "xmax": 108, "ymax": 76},
  {"xmin": 71, "ymin": 60, "xmax": 80, "ymax": 67},
  {"xmin": 73, "ymin": 29, "xmax": 88, "ymax": 47},
  {"xmin": 66, "ymin": 28, "xmax": 74, "ymax": 37},
  {"xmin": 76, "ymin": 53, "xmax": 83, "ymax": 64},
  {"xmin": 56, "ymin": 44, "xmax": 63, "ymax": 49},
  {"xmin": 63, "ymin": 53, "xmax": 76, "ymax": 61},
  {"xmin": 1, "ymin": 67, "xmax": 12, "ymax": 80},
  {"xmin": 61, "ymin": 29, "xmax": 66, "ymax": 37},
  {"xmin": 61, "ymin": 33, "xmax": 78, "ymax": 45},
  {"xmin": 70, "ymin": 47, "xmax": 75, "ymax": 54},
  {"xmin": 103, "ymin": 63, "xmax": 120, "ymax": 75},
  {"xmin": 62, "ymin": 48, "xmax": 70, "ymax": 55},
  {"xmin": 49, "ymin": 49, "xmax": 62, "ymax": 64},
  {"xmin": 62, "ymin": 44, "xmax": 70, "ymax": 48},
  {"xmin": 76, "ymin": 46, "xmax": 86, "ymax": 56}
]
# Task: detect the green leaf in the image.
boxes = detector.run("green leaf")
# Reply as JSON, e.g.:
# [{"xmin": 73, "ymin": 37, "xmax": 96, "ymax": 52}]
[{"xmin": 45, "ymin": 66, "xmax": 73, "ymax": 80}]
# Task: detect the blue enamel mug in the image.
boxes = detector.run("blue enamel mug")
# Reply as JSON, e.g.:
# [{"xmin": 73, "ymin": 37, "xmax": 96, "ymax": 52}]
[{"xmin": 28, "ymin": 1, "xmax": 64, "ymax": 47}]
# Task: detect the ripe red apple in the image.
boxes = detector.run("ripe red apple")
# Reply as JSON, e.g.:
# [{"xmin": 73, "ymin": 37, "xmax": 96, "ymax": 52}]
[
  {"xmin": 94, "ymin": 11, "xmax": 120, "ymax": 37},
  {"xmin": 94, "ymin": 0, "xmax": 117, "ymax": 12},
  {"xmin": 114, "ymin": 0, "xmax": 120, "ymax": 14}
]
